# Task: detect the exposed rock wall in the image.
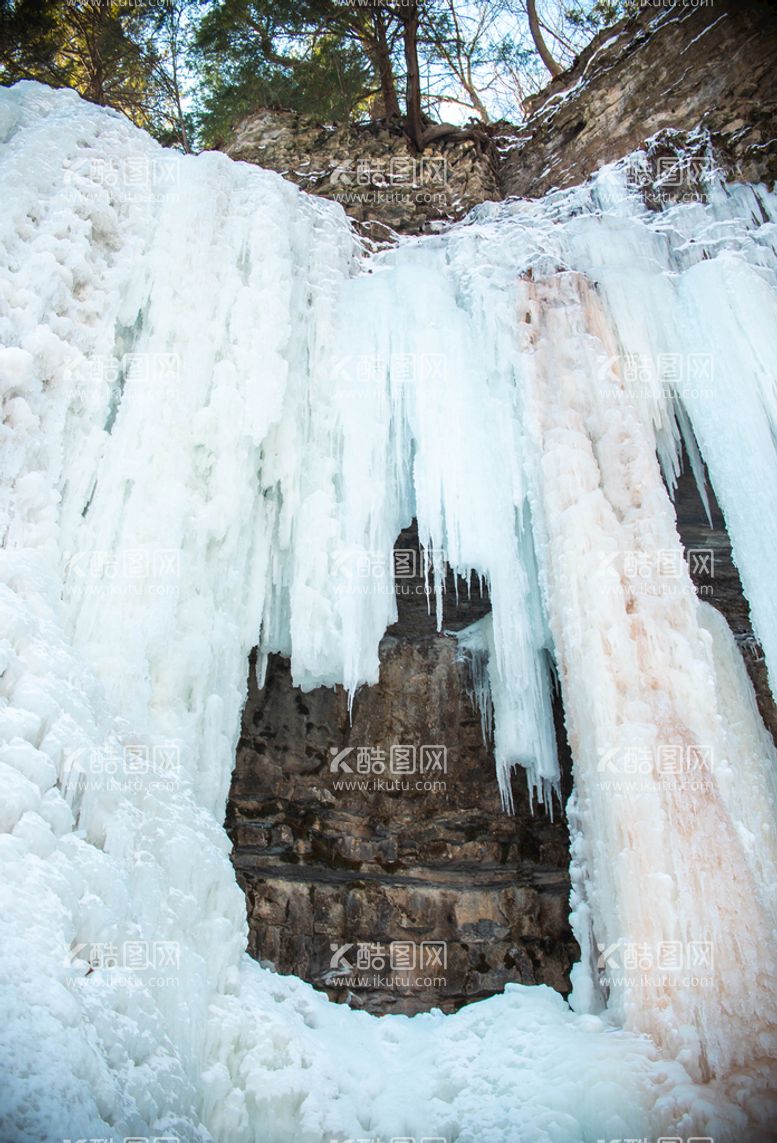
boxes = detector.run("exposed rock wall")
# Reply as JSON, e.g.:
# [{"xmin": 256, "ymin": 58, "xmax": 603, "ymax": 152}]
[
  {"xmin": 224, "ymin": 112, "xmax": 501, "ymax": 237},
  {"xmin": 502, "ymin": 0, "xmax": 777, "ymax": 199},
  {"xmin": 228, "ymin": 530, "xmax": 578, "ymax": 1015}
]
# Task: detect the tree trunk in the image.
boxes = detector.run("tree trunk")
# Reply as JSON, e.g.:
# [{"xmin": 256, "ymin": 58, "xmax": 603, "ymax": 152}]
[
  {"xmin": 399, "ymin": 1, "xmax": 425, "ymax": 151},
  {"xmin": 462, "ymin": 76, "xmax": 490, "ymax": 124},
  {"xmin": 83, "ymin": 0, "xmax": 112, "ymax": 105},
  {"xmin": 371, "ymin": 8, "xmax": 401, "ymax": 120},
  {"xmin": 526, "ymin": 0, "xmax": 562, "ymax": 78}
]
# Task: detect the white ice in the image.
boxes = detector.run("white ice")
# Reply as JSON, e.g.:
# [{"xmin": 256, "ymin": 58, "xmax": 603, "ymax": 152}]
[{"xmin": 2, "ymin": 82, "xmax": 777, "ymax": 1141}]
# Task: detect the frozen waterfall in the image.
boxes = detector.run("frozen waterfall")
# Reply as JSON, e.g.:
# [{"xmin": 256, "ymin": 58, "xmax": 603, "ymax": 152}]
[{"xmin": 1, "ymin": 81, "xmax": 777, "ymax": 1142}]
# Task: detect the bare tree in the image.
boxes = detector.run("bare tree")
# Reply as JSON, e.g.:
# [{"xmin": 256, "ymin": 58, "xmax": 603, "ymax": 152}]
[
  {"xmin": 420, "ymin": 0, "xmax": 495, "ymax": 123},
  {"xmin": 526, "ymin": 0, "xmax": 562, "ymax": 77},
  {"xmin": 367, "ymin": 4, "xmax": 402, "ymax": 120},
  {"xmin": 149, "ymin": 0, "xmax": 193, "ymax": 152}
]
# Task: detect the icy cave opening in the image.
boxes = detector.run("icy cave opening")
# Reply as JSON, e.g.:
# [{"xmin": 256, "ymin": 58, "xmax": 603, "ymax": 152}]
[
  {"xmin": 226, "ymin": 466, "xmax": 776, "ymax": 1023},
  {"xmin": 2, "ymin": 81, "xmax": 777, "ymax": 1142},
  {"xmin": 226, "ymin": 521, "xmax": 578, "ymax": 1016}
]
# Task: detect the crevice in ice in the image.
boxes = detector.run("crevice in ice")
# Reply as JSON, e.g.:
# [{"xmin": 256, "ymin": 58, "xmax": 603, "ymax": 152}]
[
  {"xmin": 673, "ymin": 459, "xmax": 777, "ymax": 743},
  {"xmin": 454, "ymin": 615, "xmax": 494, "ymax": 749},
  {"xmin": 672, "ymin": 406, "xmax": 712, "ymax": 526},
  {"xmin": 454, "ymin": 613, "xmax": 561, "ymax": 817},
  {"xmin": 100, "ymin": 313, "xmax": 147, "ymax": 435}
]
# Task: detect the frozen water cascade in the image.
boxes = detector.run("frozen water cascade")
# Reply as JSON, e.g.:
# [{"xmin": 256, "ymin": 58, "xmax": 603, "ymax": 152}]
[{"xmin": 2, "ymin": 80, "xmax": 777, "ymax": 1141}]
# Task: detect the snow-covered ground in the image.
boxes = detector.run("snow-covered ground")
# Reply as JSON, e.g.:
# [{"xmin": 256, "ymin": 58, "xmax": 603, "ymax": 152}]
[{"xmin": 1, "ymin": 82, "xmax": 776, "ymax": 1142}]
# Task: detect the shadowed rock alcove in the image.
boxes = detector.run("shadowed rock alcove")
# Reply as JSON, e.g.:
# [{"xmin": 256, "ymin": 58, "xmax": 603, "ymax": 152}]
[{"xmin": 227, "ymin": 522, "xmax": 578, "ymax": 1014}]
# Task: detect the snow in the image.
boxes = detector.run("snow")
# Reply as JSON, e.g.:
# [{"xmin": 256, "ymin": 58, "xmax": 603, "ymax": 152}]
[{"xmin": 1, "ymin": 81, "xmax": 777, "ymax": 1141}]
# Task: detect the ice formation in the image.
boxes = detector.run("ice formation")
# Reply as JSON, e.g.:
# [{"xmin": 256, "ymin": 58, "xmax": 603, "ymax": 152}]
[{"xmin": 2, "ymin": 81, "xmax": 777, "ymax": 1141}]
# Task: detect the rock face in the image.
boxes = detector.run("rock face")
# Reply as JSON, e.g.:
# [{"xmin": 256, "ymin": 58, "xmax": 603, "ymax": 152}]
[
  {"xmin": 502, "ymin": 0, "xmax": 777, "ymax": 199},
  {"xmin": 225, "ymin": 1, "xmax": 777, "ymax": 1015},
  {"xmin": 224, "ymin": 112, "xmax": 501, "ymax": 237},
  {"xmin": 228, "ymin": 531, "xmax": 577, "ymax": 1015}
]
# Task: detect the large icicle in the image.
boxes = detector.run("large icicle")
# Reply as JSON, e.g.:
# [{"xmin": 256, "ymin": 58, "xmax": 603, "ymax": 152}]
[{"xmin": 518, "ymin": 267, "xmax": 777, "ymax": 1099}]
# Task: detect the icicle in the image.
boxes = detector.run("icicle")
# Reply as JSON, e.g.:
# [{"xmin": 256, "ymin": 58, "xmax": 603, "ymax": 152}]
[{"xmin": 454, "ymin": 615, "xmax": 495, "ymax": 747}]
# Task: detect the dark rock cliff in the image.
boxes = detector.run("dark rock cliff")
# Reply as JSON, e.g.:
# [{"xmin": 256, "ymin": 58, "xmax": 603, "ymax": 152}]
[
  {"xmin": 502, "ymin": 0, "xmax": 777, "ymax": 199},
  {"xmin": 228, "ymin": 529, "xmax": 577, "ymax": 1014}
]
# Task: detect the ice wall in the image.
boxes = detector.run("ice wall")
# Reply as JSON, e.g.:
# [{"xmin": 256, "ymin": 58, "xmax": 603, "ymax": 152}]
[{"xmin": 2, "ymin": 82, "xmax": 777, "ymax": 1141}]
